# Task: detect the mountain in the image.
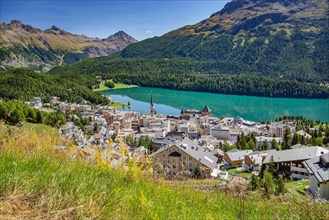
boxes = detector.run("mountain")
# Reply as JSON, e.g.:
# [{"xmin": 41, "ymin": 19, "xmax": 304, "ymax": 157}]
[
  {"xmin": 119, "ymin": 0, "xmax": 329, "ymax": 82},
  {"xmin": 0, "ymin": 20, "xmax": 138, "ymax": 71},
  {"xmin": 50, "ymin": 0, "xmax": 329, "ymax": 99}
]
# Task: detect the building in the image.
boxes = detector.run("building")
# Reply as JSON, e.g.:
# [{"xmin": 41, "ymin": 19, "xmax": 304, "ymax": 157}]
[
  {"xmin": 243, "ymin": 150, "xmax": 274, "ymax": 171},
  {"xmin": 223, "ymin": 149, "xmax": 253, "ymax": 168},
  {"xmin": 263, "ymin": 146, "xmax": 329, "ymax": 180},
  {"xmin": 180, "ymin": 105, "xmax": 212, "ymax": 119},
  {"xmin": 25, "ymin": 97, "xmax": 42, "ymax": 109},
  {"xmin": 303, "ymin": 153, "xmax": 329, "ymax": 200},
  {"xmin": 255, "ymin": 136, "xmax": 282, "ymax": 149},
  {"xmin": 151, "ymin": 137, "xmax": 217, "ymax": 178},
  {"xmin": 296, "ymin": 130, "xmax": 312, "ymax": 139},
  {"xmin": 211, "ymin": 126, "xmax": 230, "ymax": 140},
  {"xmin": 211, "ymin": 149, "xmax": 224, "ymax": 164}
]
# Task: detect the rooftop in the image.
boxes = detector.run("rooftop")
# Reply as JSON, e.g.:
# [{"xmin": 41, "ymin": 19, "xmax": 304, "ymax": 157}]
[{"xmin": 303, "ymin": 153, "xmax": 329, "ymax": 183}]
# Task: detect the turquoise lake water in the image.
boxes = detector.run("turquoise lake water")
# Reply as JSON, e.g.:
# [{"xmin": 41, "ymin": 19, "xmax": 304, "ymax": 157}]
[{"xmin": 100, "ymin": 87, "xmax": 329, "ymax": 122}]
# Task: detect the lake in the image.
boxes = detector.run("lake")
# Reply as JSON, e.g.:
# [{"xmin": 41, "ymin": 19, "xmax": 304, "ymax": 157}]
[{"xmin": 100, "ymin": 87, "xmax": 329, "ymax": 122}]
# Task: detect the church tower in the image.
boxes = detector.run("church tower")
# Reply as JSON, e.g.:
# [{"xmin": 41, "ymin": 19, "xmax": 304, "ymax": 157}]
[{"xmin": 150, "ymin": 93, "xmax": 156, "ymax": 115}]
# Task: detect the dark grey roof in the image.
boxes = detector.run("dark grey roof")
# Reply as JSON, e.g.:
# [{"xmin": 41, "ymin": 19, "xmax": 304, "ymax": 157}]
[
  {"xmin": 303, "ymin": 153, "xmax": 329, "ymax": 183},
  {"xmin": 263, "ymin": 146, "xmax": 329, "ymax": 164},
  {"xmin": 152, "ymin": 137, "xmax": 217, "ymax": 169},
  {"xmin": 203, "ymin": 105, "xmax": 212, "ymax": 112},
  {"xmin": 225, "ymin": 149, "xmax": 253, "ymax": 161},
  {"xmin": 152, "ymin": 137, "xmax": 177, "ymax": 145}
]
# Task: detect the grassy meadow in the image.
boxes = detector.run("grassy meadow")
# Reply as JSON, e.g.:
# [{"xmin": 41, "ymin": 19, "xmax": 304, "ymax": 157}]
[
  {"xmin": 93, "ymin": 80, "xmax": 137, "ymax": 92},
  {"xmin": 0, "ymin": 123, "xmax": 328, "ymax": 219}
]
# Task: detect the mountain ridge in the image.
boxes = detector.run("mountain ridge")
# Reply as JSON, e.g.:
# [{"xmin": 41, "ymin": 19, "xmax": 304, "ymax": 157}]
[
  {"xmin": 0, "ymin": 20, "xmax": 138, "ymax": 71},
  {"xmin": 118, "ymin": 0, "xmax": 328, "ymax": 82}
]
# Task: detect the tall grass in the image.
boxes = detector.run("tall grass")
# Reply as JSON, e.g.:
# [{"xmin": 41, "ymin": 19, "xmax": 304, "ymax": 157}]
[{"xmin": 0, "ymin": 123, "xmax": 328, "ymax": 219}]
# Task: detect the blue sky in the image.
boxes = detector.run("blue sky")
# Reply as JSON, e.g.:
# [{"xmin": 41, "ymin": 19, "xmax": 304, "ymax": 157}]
[{"xmin": 0, "ymin": 0, "xmax": 229, "ymax": 40}]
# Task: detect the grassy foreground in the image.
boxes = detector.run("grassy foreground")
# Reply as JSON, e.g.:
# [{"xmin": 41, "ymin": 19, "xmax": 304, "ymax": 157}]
[{"xmin": 0, "ymin": 125, "xmax": 327, "ymax": 219}]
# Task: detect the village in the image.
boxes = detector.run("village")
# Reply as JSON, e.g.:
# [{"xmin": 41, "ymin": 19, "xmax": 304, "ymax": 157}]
[{"xmin": 26, "ymin": 95, "xmax": 329, "ymax": 201}]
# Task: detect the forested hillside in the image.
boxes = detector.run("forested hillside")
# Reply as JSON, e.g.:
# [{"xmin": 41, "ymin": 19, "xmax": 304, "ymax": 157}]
[
  {"xmin": 118, "ymin": 0, "xmax": 329, "ymax": 82},
  {"xmin": 50, "ymin": 57, "xmax": 329, "ymax": 99},
  {"xmin": 0, "ymin": 68, "xmax": 108, "ymax": 104}
]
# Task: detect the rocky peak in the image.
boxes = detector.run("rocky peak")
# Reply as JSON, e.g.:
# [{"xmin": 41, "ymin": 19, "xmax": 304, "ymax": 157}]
[
  {"xmin": 104, "ymin": 31, "xmax": 138, "ymax": 43},
  {"xmin": 50, "ymin": 25, "xmax": 60, "ymax": 31},
  {"xmin": 9, "ymin": 20, "xmax": 23, "ymax": 28}
]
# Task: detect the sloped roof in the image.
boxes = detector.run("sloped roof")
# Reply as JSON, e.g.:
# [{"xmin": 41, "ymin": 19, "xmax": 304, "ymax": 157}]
[
  {"xmin": 152, "ymin": 137, "xmax": 217, "ymax": 169},
  {"xmin": 203, "ymin": 105, "xmax": 212, "ymax": 112},
  {"xmin": 225, "ymin": 150, "xmax": 253, "ymax": 162},
  {"xmin": 263, "ymin": 146, "xmax": 329, "ymax": 164},
  {"xmin": 303, "ymin": 153, "xmax": 329, "ymax": 183}
]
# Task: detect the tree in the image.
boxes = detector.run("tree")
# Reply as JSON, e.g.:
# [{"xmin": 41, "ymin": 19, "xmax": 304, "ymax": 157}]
[
  {"xmin": 275, "ymin": 176, "xmax": 286, "ymax": 195},
  {"xmin": 262, "ymin": 172, "xmax": 275, "ymax": 198},
  {"xmin": 268, "ymin": 155, "xmax": 275, "ymax": 174},
  {"xmin": 36, "ymin": 110, "xmax": 43, "ymax": 123},
  {"xmin": 0, "ymin": 101, "xmax": 8, "ymax": 119},
  {"xmin": 7, "ymin": 108, "xmax": 25, "ymax": 125},
  {"xmin": 291, "ymin": 133, "xmax": 300, "ymax": 145},
  {"xmin": 261, "ymin": 140, "xmax": 269, "ymax": 151},
  {"xmin": 193, "ymin": 166, "xmax": 202, "ymax": 179},
  {"xmin": 283, "ymin": 127, "xmax": 292, "ymax": 149},
  {"xmin": 251, "ymin": 175, "xmax": 260, "ymax": 191},
  {"xmin": 271, "ymin": 138, "xmax": 278, "ymax": 151},
  {"xmin": 259, "ymin": 164, "xmax": 266, "ymax": 180},
  {"xmin": 247, "ymin": 138, "xmax": 256, "ymax": 150}
]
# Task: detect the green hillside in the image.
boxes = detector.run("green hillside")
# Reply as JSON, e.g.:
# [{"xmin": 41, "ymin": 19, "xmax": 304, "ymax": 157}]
[
  {"xmin": 49, "ymin": 0, "xmax": 329, "ymax": 98},
  {"xmin": 0, "ymin": 68, "xmax": 108, "ymax": 104}
]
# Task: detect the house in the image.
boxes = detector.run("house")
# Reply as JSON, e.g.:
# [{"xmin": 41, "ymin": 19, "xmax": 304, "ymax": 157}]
[
  {"xmin": 180, "ymin": 105, "xmax": 212, "ymax": 120},
  {"xmin": 243, "ymin": 150, "xmax": 274, "ymax": 171},
  {"xmin": 25, "ymin": 97, "xmax": 42, "ymax": 109},
  {"xmin": 255, "ymin": 136, "xmax": 282, "ymax": 149},
  {"xmin": 211, "ymin": 126, "xmax": 230, "ymax": 140},
  {"xmin": 211, "ymin": 149, "xmax": 224, "ymax": 164},
  {"xmin": 303, "ymin": 153, "xmax": 329, "ymax": 200},
  {"xmin": 151, "ymin": 137, "xmax": 217, "ymax": 178},
  {"xmin": 296, "ymin": 130, "xmax": 312, "ymax": 139},
  {"xmin": 223, "ymin": 149, "xmax": 253, "ymax": 168},
  {"xmin": 151, "ymin": 136, "xmax": 178, "ymax": 151},
  {"xmin": 263, "ymin": 146, "xmax": 329, "ymax": 180}
]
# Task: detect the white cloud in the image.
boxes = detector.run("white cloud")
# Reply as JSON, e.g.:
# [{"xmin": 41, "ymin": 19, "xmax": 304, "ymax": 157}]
[{"xmin": 146, "ymin": 30, "xmax": 152, "ymax": 34}]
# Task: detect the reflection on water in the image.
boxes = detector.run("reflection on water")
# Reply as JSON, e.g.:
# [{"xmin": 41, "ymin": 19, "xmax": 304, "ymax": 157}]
[{"xmin": 100, "ymin": 87, "xmax": 329, "ymax": 122}]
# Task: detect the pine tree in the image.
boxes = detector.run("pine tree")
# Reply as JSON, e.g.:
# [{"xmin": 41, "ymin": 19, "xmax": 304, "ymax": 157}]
[
  {"xmin": 283, "ymin": 127, "xmax": 292, "ymax": 149},
  {"xmin": 271, "ymin": 138, "xmax": 278, "ymax": 150},
  {"xmin": 291, "ymin": 133, "xmax": 300, "ymax": 145}
]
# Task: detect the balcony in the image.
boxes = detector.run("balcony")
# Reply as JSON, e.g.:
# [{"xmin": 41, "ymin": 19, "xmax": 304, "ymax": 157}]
[{"xmin": 291, "ymin": 166, "xmax": 307, "ymax": 173}]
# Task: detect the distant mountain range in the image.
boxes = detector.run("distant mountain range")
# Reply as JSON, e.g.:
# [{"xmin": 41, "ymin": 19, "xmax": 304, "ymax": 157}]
[{"xmin": 0, "ymin": 20, "xmax": 137, "ymax": 71}]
